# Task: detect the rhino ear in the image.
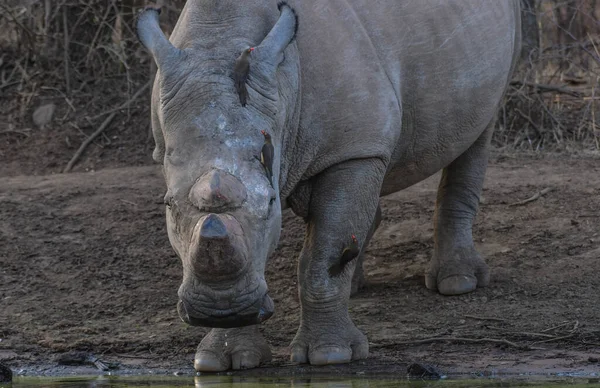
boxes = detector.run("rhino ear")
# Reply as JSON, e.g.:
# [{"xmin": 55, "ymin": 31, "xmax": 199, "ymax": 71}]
[
  {"xmin": 136, "ymin": 7, "xmax": 183, "ymax": 69},
  {"xmin": 255, "ymin": 2, "xmax": 298, "ymax": 68},
  {"xmin": 150, "ymin": 81, "xmax": 165, "ymax": 164}
]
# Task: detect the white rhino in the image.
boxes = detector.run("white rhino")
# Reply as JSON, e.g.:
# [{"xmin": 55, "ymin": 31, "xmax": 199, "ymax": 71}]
[{"xmin": 137, "ymin": 0, "xmax": 521, "ymax": 371}]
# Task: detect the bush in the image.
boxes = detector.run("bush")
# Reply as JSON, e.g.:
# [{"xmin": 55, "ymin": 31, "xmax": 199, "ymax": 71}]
[
  {"xmin": 499, "ymin": 0, "xmax": 600, "ymax": 151},
  {"xmin": 0, "ymin": 1, "xmax": 598, "ymax": 174}
]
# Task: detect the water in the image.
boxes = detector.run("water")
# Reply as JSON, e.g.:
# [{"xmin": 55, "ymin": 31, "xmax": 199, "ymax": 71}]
[{"xmin": 3, "ymin": 376, "xmax": 600, "ymax": 388}]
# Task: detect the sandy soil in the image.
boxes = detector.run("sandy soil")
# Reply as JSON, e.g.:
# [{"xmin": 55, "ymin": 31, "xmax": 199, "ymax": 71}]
[{"xmin": 1, "ymin": 154, "xmax": 599, "ymax": 378}]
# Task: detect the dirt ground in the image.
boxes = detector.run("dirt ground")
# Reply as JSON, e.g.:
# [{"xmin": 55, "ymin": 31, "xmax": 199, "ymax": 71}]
[{"xmin": 1, "ymin": 152, "xmax": 599, "ymax": 378}]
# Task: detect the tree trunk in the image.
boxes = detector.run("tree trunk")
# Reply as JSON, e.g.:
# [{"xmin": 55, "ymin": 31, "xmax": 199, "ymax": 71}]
[{"xmin": 520, "ymin": 0, "xmax": 540, "ymax": 62}]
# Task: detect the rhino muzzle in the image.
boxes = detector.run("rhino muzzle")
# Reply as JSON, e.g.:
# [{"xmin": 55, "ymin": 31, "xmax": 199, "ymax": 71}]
[{"xmin": 189, "ymin": 213, "xmax": 247, "ymax": 280}]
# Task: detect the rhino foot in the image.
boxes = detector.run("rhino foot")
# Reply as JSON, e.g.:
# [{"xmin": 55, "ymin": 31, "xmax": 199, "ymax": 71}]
[
  {"xmin": 426, "ymin": 245, "xmax": 489, "ymax": 295},
  {"xmin": 289, "ymin": 316, "xmax": 368, "ymax": 365},
  {"xmin": 194, "ymin": 326, "xmax": 271, "ymax": 372}
]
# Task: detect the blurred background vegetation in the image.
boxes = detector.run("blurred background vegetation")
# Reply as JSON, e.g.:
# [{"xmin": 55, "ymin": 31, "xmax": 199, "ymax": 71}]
[{"xmin": 0, "ymin": 0, "xmax": 598, "ymax": 176}]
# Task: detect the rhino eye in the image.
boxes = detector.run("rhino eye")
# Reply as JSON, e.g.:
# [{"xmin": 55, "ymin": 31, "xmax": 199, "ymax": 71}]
[
  {"xmin": 268, "ymin": 188, "xmax": 276, "ymax": 207},
  {"xmin": 164, "ymin": 194, "xmax": 174, "ymax": 208},
  {"xmin": 266, "ymin": 196, "xmax": 276, "ymax": 219}
]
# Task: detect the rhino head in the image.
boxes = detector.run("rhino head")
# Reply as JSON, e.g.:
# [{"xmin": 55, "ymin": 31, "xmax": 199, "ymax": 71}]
[{"xmin": 137, "ymin": 3, "xmax": 299, "ymax": 328}]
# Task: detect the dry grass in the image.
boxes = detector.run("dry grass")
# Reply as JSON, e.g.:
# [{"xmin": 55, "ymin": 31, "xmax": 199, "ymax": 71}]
[
  {"xmin": 0, "ymin": 1, "xmax": 184, "ymax": 173},
  {"xmin": 0, "ymin": 1, "xmax": 153, "ymax": 120},
  {"xmin": 498, "ymin": 0, "xmax": 600, "ymax": 151}
]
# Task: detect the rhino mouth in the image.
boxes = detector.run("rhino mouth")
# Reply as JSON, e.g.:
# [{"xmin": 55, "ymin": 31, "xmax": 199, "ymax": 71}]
[{"xmin": 177, "ymin": 293, "xmax": 274, "ymax": 328}]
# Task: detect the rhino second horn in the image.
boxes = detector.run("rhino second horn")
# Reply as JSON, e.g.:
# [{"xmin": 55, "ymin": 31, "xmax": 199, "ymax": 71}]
[{"xmin": 189, "ymin": 169, "xmax": 247, "ymax": 211}]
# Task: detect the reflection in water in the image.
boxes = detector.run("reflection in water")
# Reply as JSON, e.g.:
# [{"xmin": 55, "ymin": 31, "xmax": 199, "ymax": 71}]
[
  {"xmin": 6, "ymin": 375, "xmax": 600, "ymax": 388},
  {"xmin": 195, "ymin": 376, "xmax": 376, "ymax": 387}
]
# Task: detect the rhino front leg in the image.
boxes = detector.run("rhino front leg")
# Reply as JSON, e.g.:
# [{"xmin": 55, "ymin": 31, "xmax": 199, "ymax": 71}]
[
  {"xmin": 290, "ymin": 158, "xmax": 385, "ymax": 365},
  {"xmin": 426, "ymin": 126, "xmax": 492, "ymax": 295},
  {"xmin": 351, "ymin": 203, "xmax": 382, "ymax": 296},
  {"xmin": 194, "ymin": 326, "xmax": 271, "ymax": 372}
]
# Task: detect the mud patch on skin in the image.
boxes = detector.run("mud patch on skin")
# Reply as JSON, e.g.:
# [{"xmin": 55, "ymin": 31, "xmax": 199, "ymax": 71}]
[{"xmin": 0, "ymin": 154, "xmax": 599, "ymax": 376}]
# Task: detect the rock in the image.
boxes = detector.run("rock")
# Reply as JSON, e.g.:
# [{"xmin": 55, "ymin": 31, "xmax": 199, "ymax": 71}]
[
  {"xmin": 588, "ymin": 356, "xmax": 599, "ymax": 363},
  {"xmin": 0, "ymin": 362, "xmax": 12, "ymax": 383},
  {"xmin": 55, "ymin": 351, "xmax": 90, "ymax": 365},
  {"xmin": 32, "ymin": 103, "xmax": 56, "ymax": 129},
  {"xmin": 55, "ymin": 351, "xmax": 114, "ymax": 371},
  {"xmin": 407, "ymin": 362, "xmax": 442, "ymax": 379}
]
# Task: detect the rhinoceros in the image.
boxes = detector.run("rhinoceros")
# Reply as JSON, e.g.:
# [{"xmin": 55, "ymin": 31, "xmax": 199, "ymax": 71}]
[{"xmin": 137, "ymin": 0, "xmax": 521, "ymax": 371}]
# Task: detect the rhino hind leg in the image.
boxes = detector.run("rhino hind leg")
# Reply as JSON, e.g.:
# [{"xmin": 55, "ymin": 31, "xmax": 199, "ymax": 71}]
[
  {"xmin": 194, "ymin": 326, "xmax": 271, "ymax": 372},
  {"xmin": 351, "ymin": 203, "xmax": 382, "ymax": 296},
  {"xmin": 426, "ymin": 125, "xmax": 493, "ymax": 295}
]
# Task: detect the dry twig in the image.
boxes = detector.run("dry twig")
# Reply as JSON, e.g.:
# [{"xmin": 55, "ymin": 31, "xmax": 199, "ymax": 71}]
[
  {"xmin": 110, "ymin": 353, "xmax": 161, "ymax": 359},
  {"xmin": 63, "ymin": 81, "xmax": 150, "ymax": 173},
  {"xmin": 509, "ymin": 187, "xmax": 554, "ymax": 207},
  {"xmin": 510, "ymin": 80, "xmax": 583, "ymax": 97},
  {"xmin": 62, "ymin": 6, "xmax": 71, "ymax": 96},
  {"xmin": 487, "ymin": 327, "xmax": 562, "ymax": 339},
  {"xmin": 532, "ymin": 334, "xmax": 576, "ymax": 344},
  {"xmin": 371, "ymin": 337, "xmax": 544, "ymax": 351},
  {"xmin": 0, "ymin": 129, "xmax": 30, "ymax": 137},
  {"xmin": 85, "ymin": 1, "xmax": 115, "ymax": 67},
  {"xmin": 464, "ymin": 315, "xmax": 506, "ymax": 322},
  {"xmin": 0, "ymin": 81, "xmax": 20, "ymax": 91}
]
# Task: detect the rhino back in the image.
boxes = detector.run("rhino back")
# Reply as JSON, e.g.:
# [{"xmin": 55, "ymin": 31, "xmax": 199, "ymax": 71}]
[{"xmin": 291, "ymin": 0, "xmax": 520, "ymax": 190}]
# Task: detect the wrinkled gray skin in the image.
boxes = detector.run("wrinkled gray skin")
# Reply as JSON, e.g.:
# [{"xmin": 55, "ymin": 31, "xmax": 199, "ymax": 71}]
[{"xmin": 137, "ymin": 0, "xmax": 521, "ymax": 372}]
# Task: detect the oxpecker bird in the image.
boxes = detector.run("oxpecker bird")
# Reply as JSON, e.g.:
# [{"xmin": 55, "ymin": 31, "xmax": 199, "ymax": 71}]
[
  {"xmin": 233, "ymin": 47, "xmax": 254, "ymax": 106},
  {"xmin": 260, "ymin": 130, "xmax": 274, "ymax": 186},
  {"xmin": 328, "ymin": 235, "xmax": 360, "ymax": 277}
]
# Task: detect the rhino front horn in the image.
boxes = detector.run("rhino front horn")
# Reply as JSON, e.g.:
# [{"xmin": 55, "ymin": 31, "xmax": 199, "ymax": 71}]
[{"xmin": 189, "ymin": 214, "xmax": 247, "ymax": 281}]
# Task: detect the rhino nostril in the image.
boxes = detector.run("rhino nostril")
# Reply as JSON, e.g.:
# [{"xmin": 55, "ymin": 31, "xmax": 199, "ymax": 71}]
[
  {"xmin": 199, "ymin": 213, "xmax": 228, "ymax": 239},
  {"xmin": 164, "ymin": 193, "xmax": 174, "ymax": 207}
]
